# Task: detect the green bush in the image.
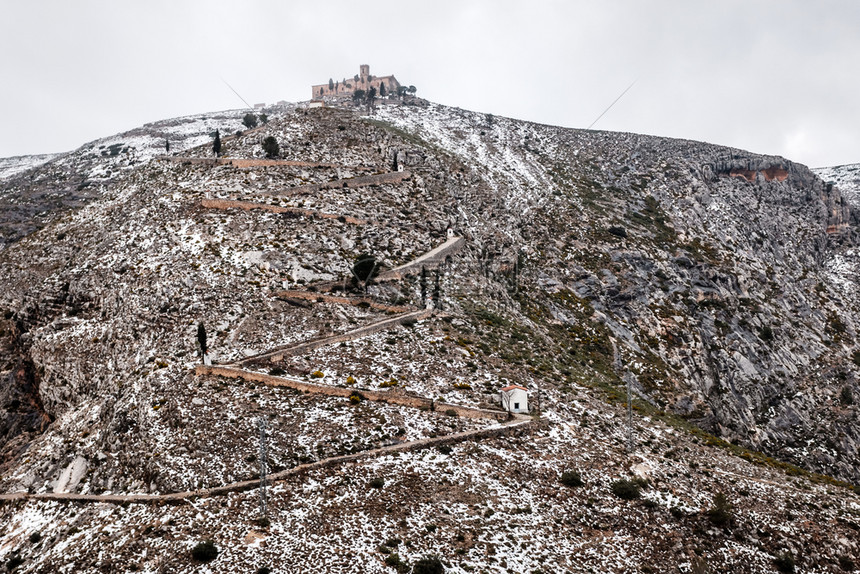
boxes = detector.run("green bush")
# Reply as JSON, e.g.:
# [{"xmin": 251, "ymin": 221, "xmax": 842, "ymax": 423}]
[
  {"xmin": 560, "ymin": 470, "xmax": 583, "ymax": 487},
  {"xmin": 29, "ymin": 531, "xmax": 42, "ymax": 544},
  {"xmin": 773, "ymin": 552, "xmax": 795, "ymax": 573},
  {"xmin": 437, "ymin": 445, "xmax": 452, "ymax": 455},
  {"xmin": 257, "ymin": 568, "xmax": 272, "ymax": 574},
  {"xmin": 444, "ymin": 409, "xmax": 458, "ymax": 417},
  {"xmin": 839, "ymin": 555, "xmax": 855, "ymax": 571},
  {"xmin": 6, "ymin": 555, "xmax": 24, "ymax": 570},
  {"xmin": 384, "ymin": 552, "xmax": 410, "ymax": 573},
  {"xmin": 369, "ymin": 477, "xmax": 385, "ymax": 489},
  {"xmin": 262, "ymin": 136, "xmax": 279, "ymax": 159},
  {"xmin": 610, "ymin": 479, "xmax": 643, "ymax": 500},
  {"xmin": 413, "ymin": 556, "xmax": 445, "ymax": 574},
  {"xmin": 243, "ymin": 113, "xmax": 258, "ymax": 129},
  {"xmin": 191, "ymin": 540, "xmax": 218, "ymax": 562}
]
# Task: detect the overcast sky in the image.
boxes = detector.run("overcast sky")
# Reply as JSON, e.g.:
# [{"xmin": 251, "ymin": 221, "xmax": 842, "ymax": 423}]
[{"xmin": 1, "ymin": 0, "xmax": 858, "ymax": 167}]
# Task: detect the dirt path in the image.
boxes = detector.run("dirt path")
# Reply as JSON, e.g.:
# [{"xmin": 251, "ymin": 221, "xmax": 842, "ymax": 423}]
[
  {"xmin": 232, "ymin": 309, "xmax": 432, "ymax": 367},
  {"xmin": 377, "ymin": 236, "xmax": 464, "ymax": 281},
  {"xmin": 200, "ymin": 198, "xmax": 369, "ymax": 224},
  {"xmin": 274, "ymin": 290, "xmax": 411, "ymax": 313},
  {"xmin": 197, "ymin": 365, "xmax": 512, "ymax": 421},
  {"xmin": 265, "ymin": 171, "xmax": 411, "ymax": 197},
  {"xmin": 0, "ymin": 419, "xmax": 533, "ymax": 506},
  {"xmin": 160, "ymin": 156, "xmax": 374, "ymax": 170}
]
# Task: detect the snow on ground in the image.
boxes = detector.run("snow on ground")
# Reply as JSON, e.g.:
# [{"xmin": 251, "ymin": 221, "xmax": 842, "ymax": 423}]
[{"xmin": 0, "ymin": 153, "xmax": 61, "ymax": 180}]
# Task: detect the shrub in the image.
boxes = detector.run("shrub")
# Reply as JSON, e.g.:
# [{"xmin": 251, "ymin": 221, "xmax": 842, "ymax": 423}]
[
  {"xmin": 608, "ymin": 225, "xmax": 627, "ymax": 238},
  {"xmin": 262, "ymin": 136, "xmax": 279, "ymax": 159},
  {"xmin": 6, "ymin": 555, "xmax": 24, "ymax": 570},
  {"xmin": 841, "ymin": 385, "xmax": 854, "ymax": 405},
  {"xmin": 369, "ymin": 477, "xmax": 385, "ymax": 489},
  {"xmin": 706, "ymin": 492, "xmax": 733, "ymax": 527},
  {"xmin": 413, "ymin": 556, "xmax": 445, "ymax": 574},
  {"xmin": 311, "ymin": 370, "xmax": 324, "ymax": 378},
  {"xmin": 611, "ymin": 479, "xmax": 643, "ymax": 500},
  {"xmin": 437, "ymin": 445, "xmax": 452, "ymax": 455},
  {"xmin": 560, "ymin": 470, "xmax": 583, "ymax": 487},
  {"xmin": 352, "ymin": 253, "xmax": 380, "ymax": 283},
  {"xmin": 29, "ymin": 531, "xmax": 42, "ymax": 544},
  {"xmin": 773, "ymin": 552, "xmax": 795, "ymax": 573},
  {"xmin": 380, "ymin": 380, "xmax": 398, "ymax": 388},
  {"xmin": 191, "ymin": 540, "xmax": 218, "ymax": 562},
  {"xmin": 453, "ymin": 382, "xmax": 472, "ymax": 390},
  {"xmin": 385, "ymin": 538, "xmax": 401, "ymax": 547},
  {"xmin": 444, "ymin": 409, "xmax": 458, "ymax": 417},
  {"xmin": 839, "ymin": 555, "xmax": 855, "ymax": 571},
  {"xmin": 269, "ymin": 367, "xmax": 285, "ymax": 376},
  {"xmin": 257, "ymin": 568, "xmax": 272, "ymax": 574},
  {"xmin": 425, "ymin": 524, "xmax": 437, "ymax": 533},
  {"xmin": 243, "ymin": 113, "xmax": 258, "ymax": 129},
  {"xmin": 384, "ymin": 552, "xmax": 410, "ymax": 573},
  {"xmin": 349, "ymin": 394, "xmax": 361, "ymax": 404},
  {"xmin": 346, "ymin": 375, "xmax": 356, "ymax": 385}
]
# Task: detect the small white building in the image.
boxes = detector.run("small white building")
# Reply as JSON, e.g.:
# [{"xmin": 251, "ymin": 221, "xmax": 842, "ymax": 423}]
[{"xmin": 500, "ymin": 384, "xmax": 529, "ymax": 414}]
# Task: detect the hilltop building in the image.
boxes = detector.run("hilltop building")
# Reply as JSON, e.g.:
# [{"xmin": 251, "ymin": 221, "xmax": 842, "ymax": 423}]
[{"xmin": 312, "ymin": 64, "xmax": 401, "ymax": 100}]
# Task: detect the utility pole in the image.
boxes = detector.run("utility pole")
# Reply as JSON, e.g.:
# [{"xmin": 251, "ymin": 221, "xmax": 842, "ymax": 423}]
[{"xmin": 258, "ymin": 417, "xmax": 269, "ymax": 520}]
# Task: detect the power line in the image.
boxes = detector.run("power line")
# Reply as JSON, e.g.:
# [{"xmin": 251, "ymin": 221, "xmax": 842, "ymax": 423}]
[
  {"xmin": 221, "ymin": 78, "xmax": 254, "ymax": 110},
  {"xmin": 587, "ymin": 79, "xmax": 637, "ymax": 130}
]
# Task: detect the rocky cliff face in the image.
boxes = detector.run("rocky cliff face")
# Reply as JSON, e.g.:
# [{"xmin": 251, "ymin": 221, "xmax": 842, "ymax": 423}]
[{"xmin": 0, "ymin": 102, "xmax": 858, "ymax": 572}]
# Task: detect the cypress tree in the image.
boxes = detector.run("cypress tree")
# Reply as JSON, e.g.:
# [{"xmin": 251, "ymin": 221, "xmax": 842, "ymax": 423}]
[
  {"xmin": 197, "ymin": 323, "xmax": 207, "ymax": 358},
  {"xmin": 213, "ymin": 130, "xmax": 221, "ymax": 157}
]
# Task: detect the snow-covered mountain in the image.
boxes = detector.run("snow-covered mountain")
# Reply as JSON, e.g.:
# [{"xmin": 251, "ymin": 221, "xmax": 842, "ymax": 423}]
[{"xmin": 0, "ymin": 100, "xmax": 858, "ymax": 573}]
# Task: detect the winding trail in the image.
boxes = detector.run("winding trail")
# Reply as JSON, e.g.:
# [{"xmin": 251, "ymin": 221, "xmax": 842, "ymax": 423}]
[
  {"xmin": 377, "ymin": 236, "xmax": 464, "ymax": 281},
  {"xmin": 160, "ymin": 156, "xmax": 374, "ymax": 170},
  {"xmin": 232, "ymin": 309, "xmax": 432, "ymax": 367},
  {"xmin": 0, "ymin": 418, "xmax": 533, "ymax": 506},
  {"xmin": 274, "ymin": 290, "xmax": 411, "ymax": 313},
  {"xmin": 200, "ymin": 198, "xmax": 369, "ymax": 225}
]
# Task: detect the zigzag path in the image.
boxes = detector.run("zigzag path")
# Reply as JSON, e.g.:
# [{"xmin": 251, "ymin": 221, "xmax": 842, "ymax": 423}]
[{"xmin": 232, "ymin": 308, "xmax": 432, "ymax": 367}]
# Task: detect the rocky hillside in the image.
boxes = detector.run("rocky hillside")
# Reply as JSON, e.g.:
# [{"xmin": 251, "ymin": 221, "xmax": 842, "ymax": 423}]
[
  {"xmin": 0, "ymin": 107, "xmax": 287, "ymax": 249},
  {"xmin": 0, "ymin": 100, "xmax": 858, "ymax": 573}
]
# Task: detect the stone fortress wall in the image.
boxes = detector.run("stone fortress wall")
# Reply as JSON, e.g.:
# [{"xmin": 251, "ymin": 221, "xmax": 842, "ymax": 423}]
[{"xmin": 312, "ymin": 64, "xmax": 401, "ymax": 100}]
